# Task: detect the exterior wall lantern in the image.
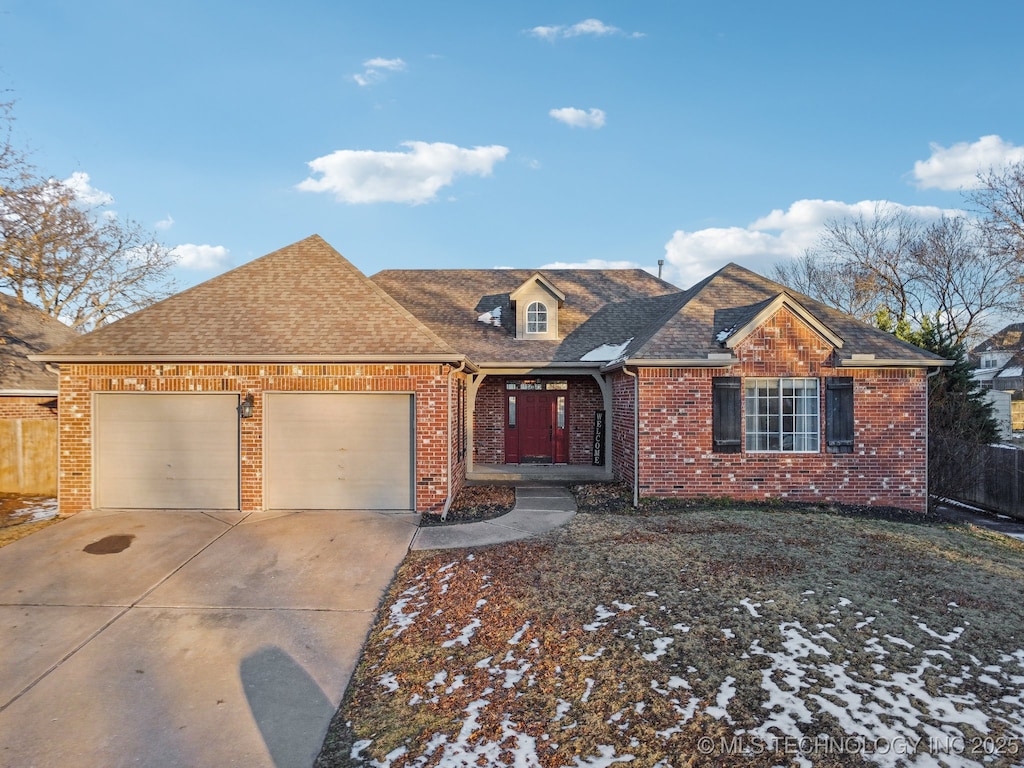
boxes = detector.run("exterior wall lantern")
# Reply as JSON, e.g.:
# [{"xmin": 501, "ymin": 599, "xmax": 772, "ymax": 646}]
[{"xmin": 239, "ymin": 393, "xmax": 255, "ymax": 419}]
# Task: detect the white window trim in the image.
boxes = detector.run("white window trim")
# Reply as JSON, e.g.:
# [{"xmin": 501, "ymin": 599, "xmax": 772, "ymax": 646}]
[
  {"xmin": 526, "ymin": 301, "xmax": 548, "ymax": 334},
  {"xmin": 744, "ymin": 377, "xmax": 820, "ymax": 453}
]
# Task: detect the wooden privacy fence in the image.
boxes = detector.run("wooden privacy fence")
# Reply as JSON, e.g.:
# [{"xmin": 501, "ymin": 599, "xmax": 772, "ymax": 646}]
[
  {"xmin": 0, "ymin": 419, "xmax": 58, "ymax": 495},
  {"xmin": 951, "ymin": 443, "xmax": 1024, "ymax": 520}
]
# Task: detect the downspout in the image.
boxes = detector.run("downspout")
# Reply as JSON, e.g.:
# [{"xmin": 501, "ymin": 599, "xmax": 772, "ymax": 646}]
[
  {"xmin": 925, "ymin": 366, "xmax": 942, "ymax": 512},
  {"xmin": 621, "ymin": 365, "xmax": 640, "ymax": 508},
  {"xmin": 441, "ymin": 360, "xmax": 468, "ymax": 520}
]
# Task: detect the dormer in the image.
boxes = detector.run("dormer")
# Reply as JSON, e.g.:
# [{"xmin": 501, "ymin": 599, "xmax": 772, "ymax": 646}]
[
  {"xmin": 980, "ymin": 350, "xmax": 1013, "ymax": 370},
  {"xmin": 510, "ymin": 273, "xmax": 565, "ymax": 340}
]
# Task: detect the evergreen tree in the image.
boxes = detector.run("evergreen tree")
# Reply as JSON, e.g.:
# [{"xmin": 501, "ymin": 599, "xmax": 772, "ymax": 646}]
[{"xmin": 914, "ymin": 323, "xmax": 1000, "ymax": 501}]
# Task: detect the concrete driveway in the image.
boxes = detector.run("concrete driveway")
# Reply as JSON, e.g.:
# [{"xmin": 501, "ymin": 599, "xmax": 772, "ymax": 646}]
[{"xmin": 0, "ymin": 507, "xmax": 419, "ymax": 768}]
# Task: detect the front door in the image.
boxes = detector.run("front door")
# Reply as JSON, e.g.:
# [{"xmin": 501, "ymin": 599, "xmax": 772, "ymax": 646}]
[{"xmin": 506, "ymin": 389, "xmax": 568, "ymax": 464}]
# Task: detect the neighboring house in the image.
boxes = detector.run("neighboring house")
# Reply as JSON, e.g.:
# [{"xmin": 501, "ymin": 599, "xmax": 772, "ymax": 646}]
[
  {"xmin": 1, "ymin": 293, "xmax": 80, "ymax": 493},
  {"xmin": 971, "ymin": 323, "xmax": 1024, "ymax": 433},
  {"xmin": 38, "ymin": 235, "xmax": 949, "ymax": 516},
  {"xmin": 972, "ymin": 323, "xmax": 1024, "ymax": 393}
]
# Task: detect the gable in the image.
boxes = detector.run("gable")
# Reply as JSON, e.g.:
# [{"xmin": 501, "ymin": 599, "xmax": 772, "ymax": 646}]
[
  {"xmin": 715, "ymin": 293, "xmax": 844, "ymax": 351},
  {"xmin": 728, "ymin": 304, "xmax": 838, "ymax": 370},
  {"xmin": 40, "ymin": 235, "xmax": 457, "ymax": 361},
  {"xmin": 623, "ymin": 263, "xmax": 948, "ymax": 369}
]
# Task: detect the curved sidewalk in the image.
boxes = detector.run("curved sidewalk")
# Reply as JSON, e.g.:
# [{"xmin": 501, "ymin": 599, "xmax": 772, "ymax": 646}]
[{"xmin": 411, "ymin": 485, "xmax": 576, "ymax": 550}]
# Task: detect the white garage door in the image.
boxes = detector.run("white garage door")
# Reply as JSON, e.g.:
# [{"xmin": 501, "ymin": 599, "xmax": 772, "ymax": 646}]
[
  {"xmin": 265, "ymin": 393, "xmax": 413, "ymax": 510},
  {"xmin": 94, "ymin": 393, "xmax": 239, "ymax": 509}
]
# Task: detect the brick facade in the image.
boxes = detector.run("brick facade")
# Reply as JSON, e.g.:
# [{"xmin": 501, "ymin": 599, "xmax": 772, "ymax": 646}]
[
  {"xmin": 610, "ymin": 371, "xmax": 636, "ymax": 486},
  {"xmin": 58, "ymin": 362, "xmax": 461, "ymax": 515},
  {"xmin": 627, "ymin": 309, "xmax": 930, "ymax": 512},
  {"xmin": 0, "ymin": 395, "xmax": 59, "ymax": 420}
]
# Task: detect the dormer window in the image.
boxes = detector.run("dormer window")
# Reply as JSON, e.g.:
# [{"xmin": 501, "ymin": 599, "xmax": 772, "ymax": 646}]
[
  {"xmin": 527, "ymin": 302, "xmax": 548, "ymax": 334},
  {"xmin": 510, "ymin": 273, "xmax": 564, "ymax": 340}
]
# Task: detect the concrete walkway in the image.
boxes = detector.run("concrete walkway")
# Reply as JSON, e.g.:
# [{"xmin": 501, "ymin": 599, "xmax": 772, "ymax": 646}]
[{"xmin": 411, "ymin": 485, "xmax": 577, "ymax": 550}]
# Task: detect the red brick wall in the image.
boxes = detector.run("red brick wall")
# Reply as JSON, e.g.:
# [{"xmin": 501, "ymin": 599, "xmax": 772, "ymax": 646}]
[
  {"xmin": 473, "ymin": 376, "xmax": 506, "ymax": 465},
  {"xmin": 57, "ymin": 363, "xmax": 457, "ymax": 514},
  {"xmin": 610, "ymin": 371, "xmax": 636, "ymax": 485},
  {"xmin": 0, "ymin": 395, "xmax": 59, "ymax": 420},
  {"xmin": 629, "ymin": 309, "xmax": 930, "ymax": 512}
]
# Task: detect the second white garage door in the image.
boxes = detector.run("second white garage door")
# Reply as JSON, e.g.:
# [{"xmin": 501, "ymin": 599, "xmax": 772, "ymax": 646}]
[{"xmin": 265, "ymin": 393, "xmax": 414, "ymax": 510}]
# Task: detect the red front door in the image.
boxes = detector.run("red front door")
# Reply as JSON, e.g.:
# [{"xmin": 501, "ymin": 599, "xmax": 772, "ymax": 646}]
[{"xmin": 506, "ymin": 390, "xmax": 568, "ymax": 464}]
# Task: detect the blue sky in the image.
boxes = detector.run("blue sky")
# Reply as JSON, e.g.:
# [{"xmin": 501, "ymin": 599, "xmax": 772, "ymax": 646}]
[{"xmin": 2, "ymin": 1, "xmax": 1023, "ymax": 292}]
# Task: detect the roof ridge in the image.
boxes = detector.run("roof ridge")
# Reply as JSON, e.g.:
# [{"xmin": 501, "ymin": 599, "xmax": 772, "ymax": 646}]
[{"xmin": 626, "ymin": 270, "xmax": 718, "ymax": 358}]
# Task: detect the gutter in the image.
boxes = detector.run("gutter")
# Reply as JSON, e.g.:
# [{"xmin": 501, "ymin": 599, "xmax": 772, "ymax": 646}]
[
  {"xmin": 30, "ymin": 353, "xmax": 478, "ymax": 370},
  {"xmin": 621, "ymin": 365, "xmax": 640, "ymax": 508},
  {"xmin": 0, "ymin": 389, "xmax": 59, "ymax": 397},
  {"xmin": 840, "ymin": 358, "xmax": 954, "ymax": 368},
  {"xmin": 602, "ymin": 357, "xmax": 737, "ymax": 372}
]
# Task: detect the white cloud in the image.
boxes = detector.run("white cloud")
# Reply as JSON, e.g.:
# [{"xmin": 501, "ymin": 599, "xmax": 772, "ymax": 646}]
[
  {"xmin": 297, "ymin": 141, "xmax": 509, "ymax": 204},
  {"xmin": 155, "ymin": 214, "xmax": 174, "ymax": 231},
  {"xmin": 663, "ymin": 199, "xmax": 955, "ymax": 288},
  {"xmin": 352, "ymin": 57, "xmax": 406, "ymax": 87},
  {"xmin": 171, "ymin": 243, "xmax": 230, "ymax": 270},
  {"xmin": 540, "ymin": 258, "xmax": 644, "ymax": 270},
  {"xmin": 912, "ymin": 135, "xmax": 1024, "ymax": 190},
  {"xmin": 529, "ymin": 18, "xmax": 644, "ymax": 41},
  {"xmin": 549, "ymin": 107, "xmax": 606, "ymax": 129},
  {"xmin": 62, "ymin": 172, "xmax": 114, "ymax": 206}
]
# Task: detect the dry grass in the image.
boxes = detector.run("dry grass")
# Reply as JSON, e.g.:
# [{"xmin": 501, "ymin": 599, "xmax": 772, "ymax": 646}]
[
  {"xmin": 0, "ymin": 495, "xmax": 62, "ymax": 548},
  {"xmin": 318, "ymin": 501, "xmax": 1024, "ymax": 767}
]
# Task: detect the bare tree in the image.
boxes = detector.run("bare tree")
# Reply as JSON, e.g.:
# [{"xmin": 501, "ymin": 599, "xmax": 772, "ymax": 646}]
[
  {"xmin": 772, "ymin": 249, "xmax": 880, "ymax": 321},
  {"xmin": 0, "ymin": 102, "xmax": 176, "ymax": 331},
  {"xmin": 912, "ymin": 216, "xmax": 1022, "ymax": 346},
  {"xmin": 775, "ymin": 203, "xmax": 1022, "ymax": 346},
  {"xmin": 971, "ymin": 160, "xmax": 1024, "ymax": 262}
]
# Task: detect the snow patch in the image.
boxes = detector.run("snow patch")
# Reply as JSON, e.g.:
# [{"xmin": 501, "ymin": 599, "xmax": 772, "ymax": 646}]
[{"xmin": 581, "ymin": 338, "xmax": 633, "ymax": 363}]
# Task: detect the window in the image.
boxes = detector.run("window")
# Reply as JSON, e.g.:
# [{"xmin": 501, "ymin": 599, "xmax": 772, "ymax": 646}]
[
  {"xmin": 506, "ymin": 379, "xmax": 567, "ymax": 390},
  {"xmin": 745, "ymin": 378, "xmax": 819, "ymax": 452},
  {"xmin": 526, "ymin": 301, "xmax": 548, "ymax": 334}
]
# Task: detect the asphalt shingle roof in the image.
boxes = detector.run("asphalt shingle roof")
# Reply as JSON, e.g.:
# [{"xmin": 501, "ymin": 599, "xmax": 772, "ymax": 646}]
[
  {"xmin": 370, "ymin": 268, "xmax": 681, "ymax": 363},
  {"xmin": 0, "ymin": 293, "xmax": 79, "ymax": 391},
  {"xmin": 39, "ymin": 236, "xmax": 948, "ymax": 368},
  {"xmin": 628, "ymin": 263, "xmax": 946, "ymax": 364},
  {"xmin": 44, "ymin": 235, "xmax": 456, "ymax": 359}
]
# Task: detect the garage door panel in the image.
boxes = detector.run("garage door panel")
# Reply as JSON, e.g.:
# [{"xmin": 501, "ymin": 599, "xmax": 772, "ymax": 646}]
[
  {"xmin": 95, "ymin": 394, "xmax": 239, "ymax": 509},
  {"xmin": 266, "ymin": 394, "xmax": 413, "ymax": 510}
]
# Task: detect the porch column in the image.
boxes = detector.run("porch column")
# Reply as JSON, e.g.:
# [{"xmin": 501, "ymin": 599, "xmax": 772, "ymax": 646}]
[
  {"xmin": 466, "ymin": 372, "xmax": 487, "ymax": 473},
  {"xmin": 590, "ymin": 372, "xmax": 614, "ymax": 478}
]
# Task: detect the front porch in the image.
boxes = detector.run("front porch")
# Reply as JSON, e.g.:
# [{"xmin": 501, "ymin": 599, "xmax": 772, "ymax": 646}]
[{"xmin": 467, "ymin": 463, "xmax": 612, "ymax": 484}]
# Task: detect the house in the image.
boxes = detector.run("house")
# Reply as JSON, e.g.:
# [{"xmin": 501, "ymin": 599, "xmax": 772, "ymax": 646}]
[
  {"xmin": 38, "ymin": 235, "xmax": 949, "ymax": 516},
  {"xmin": 1, "ymin": 293, "xmax": 80, "ymax": 493},
  {"xmin": 972, "ymin": 322, "xmax": 1024, "ymax": 394},
  {"xmin": 971, "ymin": 323, "xmax": 1024, "ymax": 433}
]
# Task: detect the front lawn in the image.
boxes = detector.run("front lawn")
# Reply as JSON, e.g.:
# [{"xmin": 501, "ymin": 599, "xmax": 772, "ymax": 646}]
[{"xmin": 317, "ymin": 499, "xmax": 1024, "ymax": 767}]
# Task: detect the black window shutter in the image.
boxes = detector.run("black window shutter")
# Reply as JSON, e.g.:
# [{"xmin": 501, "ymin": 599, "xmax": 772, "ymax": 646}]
[
  {"xmin": 712, "ymin": 376, "xmax": 742, "ymax": 453},
  {"xmin": 826, "ymin": 377, "xmax": 854, "ymax": 454}
]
